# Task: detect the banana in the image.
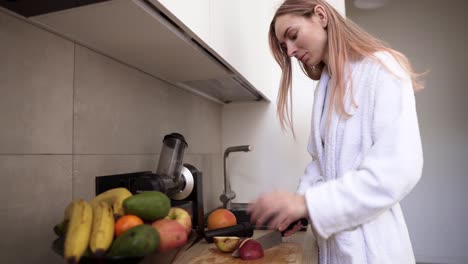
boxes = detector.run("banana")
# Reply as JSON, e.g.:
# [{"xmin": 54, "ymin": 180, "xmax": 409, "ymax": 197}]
[
  {"xmin": 89, "ymin": 201, "xmax": 114, "ymax": 256},
  {"xmin": 63, "ymin": 201, "xmax": 73, "ymax": 219},
  {"xmin": 90, "ymin": 187, "xmax": 132, "ymax": 217},
  {"xmin": 64, "ymin": 199, "xmax": 93, "ymax": 264}
]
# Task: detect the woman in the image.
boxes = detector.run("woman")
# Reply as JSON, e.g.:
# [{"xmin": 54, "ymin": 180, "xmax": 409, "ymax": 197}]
[{"xmin": 247, "ymin": 0, "xmax": 424, "ymax": 263}]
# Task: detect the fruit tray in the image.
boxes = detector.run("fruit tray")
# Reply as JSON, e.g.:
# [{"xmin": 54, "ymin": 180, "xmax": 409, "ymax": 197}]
[
  {"xmin": 52, "ymin": 237, "xmax": 146, "ymax": 264},
  {"xmin": 52, "ymin": 236, "xmax": 185, "ymax": 264}
]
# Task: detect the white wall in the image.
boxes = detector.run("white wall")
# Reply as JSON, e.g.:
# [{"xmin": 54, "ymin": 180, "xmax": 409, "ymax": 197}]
[
  {"xmin": 345, "ymin": 1, "xmax": 468, "ymax": 263},
  {"xmin": 222, "ymin": 61, "xmax": 316, "ymax": 202}
]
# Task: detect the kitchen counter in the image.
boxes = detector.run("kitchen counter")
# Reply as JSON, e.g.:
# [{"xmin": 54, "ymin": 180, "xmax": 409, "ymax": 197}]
[{"xmin": 171, "ymin": 229, "xmax": 318, "ymax": 264}]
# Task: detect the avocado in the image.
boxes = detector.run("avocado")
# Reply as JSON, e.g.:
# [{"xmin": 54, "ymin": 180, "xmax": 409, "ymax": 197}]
[
  {"xmin": 123, "ymin": 191, "xmax": 171, "ymax": 222},
  {"xmin": 108, "ymin": 225, "xmax": 159, "ymax": 257},
  {"xmin": 53, "ymin": 219, "xmax": 68, "ymax": 237}
]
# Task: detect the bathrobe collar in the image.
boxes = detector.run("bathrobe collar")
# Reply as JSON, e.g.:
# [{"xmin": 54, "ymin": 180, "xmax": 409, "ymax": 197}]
[{"xmin": 312, "ymin": 68, "xmax": 330, "ymax": 166}]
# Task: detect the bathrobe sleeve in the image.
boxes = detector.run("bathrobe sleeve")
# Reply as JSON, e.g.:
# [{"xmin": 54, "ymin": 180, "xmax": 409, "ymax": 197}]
[
  {"xmin": 296, "ymin": 136, "xmax": 325, "ymax": 195},
  {"xmin": 304, "ymin": 58, "xmax": 423, "ymax": 239}
]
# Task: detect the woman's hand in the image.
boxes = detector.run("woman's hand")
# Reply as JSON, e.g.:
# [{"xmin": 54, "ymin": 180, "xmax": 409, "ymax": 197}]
[
  {"xmin": 282, "ymin": 220, "xmax": 303, "ymax": 237},
  {"xmin": 247, "ymin": 191, "xmax": 308, "ymax": 232}
]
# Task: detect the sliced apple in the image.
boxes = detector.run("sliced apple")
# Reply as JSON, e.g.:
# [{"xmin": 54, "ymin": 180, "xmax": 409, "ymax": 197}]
[
  {"xmin": 213, "ymin": 236, "xmax": 241, "ymax": 253},
  {"xmin": 238, "ymin": 239, "xmax": 264, "ymax": 260},
  {"xmin": 238, "ymin": 238, "xmax": 252, "ymax": 249}
]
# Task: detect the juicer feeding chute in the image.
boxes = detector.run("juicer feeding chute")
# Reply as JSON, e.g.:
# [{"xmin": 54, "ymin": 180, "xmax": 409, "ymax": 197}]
[
  {"xmin": 156, "ymin": 133, "xmax": 187, "ymax": 185},
  {"xmin": 130, "ymin": 133, "xmax": 194, "ymax": 200},
  {"xmin": 95, "ymin": 132, "xmax": 205, "ymax": 236}
]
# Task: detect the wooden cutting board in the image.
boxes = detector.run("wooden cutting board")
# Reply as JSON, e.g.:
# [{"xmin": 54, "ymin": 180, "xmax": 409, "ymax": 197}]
[
  {"xmin": 172, "ymin": 230, "xmax": 316, "ymax": 264},
  {"xmin": 176, "ymin": 242, "xmax": 303, "ymax": 264}
]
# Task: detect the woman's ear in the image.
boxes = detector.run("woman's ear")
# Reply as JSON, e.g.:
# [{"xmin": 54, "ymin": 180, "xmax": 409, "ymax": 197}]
[{"xmin": 314, "ymin": 5, "xmax": 328, "ymax": 28}]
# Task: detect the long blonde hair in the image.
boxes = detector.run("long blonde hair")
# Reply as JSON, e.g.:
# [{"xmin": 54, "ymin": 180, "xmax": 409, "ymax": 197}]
[{"xmin": 269, "ymin": 0, "xmax": 424, "ymax": 133}]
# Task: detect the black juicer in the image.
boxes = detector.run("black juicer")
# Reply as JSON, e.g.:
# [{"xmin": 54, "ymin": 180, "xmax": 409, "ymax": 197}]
[{"xmin": 94, "ymin": 133, "xmax": 205, "ymax": 237}]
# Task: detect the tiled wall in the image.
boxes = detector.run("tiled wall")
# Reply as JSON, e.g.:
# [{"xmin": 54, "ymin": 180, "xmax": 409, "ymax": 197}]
[{"xmin": 0, "ymin": 10, "xmax": 223, "ymax": 264}]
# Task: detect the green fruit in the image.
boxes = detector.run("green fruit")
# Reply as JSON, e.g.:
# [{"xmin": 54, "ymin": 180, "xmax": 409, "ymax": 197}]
[
  {"xmin": 123, "ymin": 191, "xmax": 170, "ymax": 221},
  {"xmin": 108, "ymin": 225, "xmax": 159, "ymax": 257},
  {"xmin": 53, "ymin": 220, "xmax": 69, "ymax": 237}
]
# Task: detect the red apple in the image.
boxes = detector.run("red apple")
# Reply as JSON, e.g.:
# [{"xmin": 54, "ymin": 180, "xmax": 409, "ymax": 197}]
[
  {"xmin": 151, "ymin": 219, "xmax": 188, "ymax": 252},
  {"xmin": 165, "ymin": 207, "xmax": 192, "ymax": 235},
  {"xmin": 238, "ymin": 239, "xmax": 264, "ymax": 260}
]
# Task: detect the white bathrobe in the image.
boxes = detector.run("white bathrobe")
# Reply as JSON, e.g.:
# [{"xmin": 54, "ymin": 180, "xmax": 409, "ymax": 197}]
[{"xmin": 297, "ymin": 52, "xmax": 423, "ymax": 264}]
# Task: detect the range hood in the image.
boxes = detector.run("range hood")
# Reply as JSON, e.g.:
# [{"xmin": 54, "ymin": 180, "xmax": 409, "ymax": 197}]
[{"xmin": 29, "ymin": 0, "xmax": 265, "ymax": 103}]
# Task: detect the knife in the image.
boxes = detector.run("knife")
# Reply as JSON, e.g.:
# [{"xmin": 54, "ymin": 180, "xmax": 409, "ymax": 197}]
[{"xmin": 232, "ymin": 218, "xmax": 308, "ymax": 257}]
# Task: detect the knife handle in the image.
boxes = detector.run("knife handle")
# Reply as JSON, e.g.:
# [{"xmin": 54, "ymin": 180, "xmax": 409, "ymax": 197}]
[
  {"xmin": 204, "ymin": 222, "xmax": 254, "ymax": 243},
  {"xmin": 280, "ymin": 218, "xmax": 308, "ymax": 236}
]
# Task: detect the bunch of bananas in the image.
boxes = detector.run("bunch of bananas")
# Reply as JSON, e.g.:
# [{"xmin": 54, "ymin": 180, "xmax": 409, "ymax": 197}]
[{"xmin": 55, "ymin": 188, "xmax": 132, "ymax": 263}]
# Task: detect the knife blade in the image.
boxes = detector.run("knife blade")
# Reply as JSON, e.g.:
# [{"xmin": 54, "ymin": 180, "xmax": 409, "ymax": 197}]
[
  {"xmin": 231, "ymin": 218, "xmax": 308, "ymax": 257},
  {"xmin": 257, "ymin": 229, "xmax": 284, "ymax": 249}
]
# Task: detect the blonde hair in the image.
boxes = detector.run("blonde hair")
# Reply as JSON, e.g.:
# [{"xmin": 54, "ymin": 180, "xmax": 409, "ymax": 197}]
[{"xmin": 269, "ymin": 0, "xmax": 424, "ymax": 133}]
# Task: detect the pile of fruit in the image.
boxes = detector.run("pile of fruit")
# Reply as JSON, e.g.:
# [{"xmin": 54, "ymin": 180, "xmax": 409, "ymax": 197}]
[{"xmin": 53, "ymin": 188, "xmax": 192, "ymax": 263}]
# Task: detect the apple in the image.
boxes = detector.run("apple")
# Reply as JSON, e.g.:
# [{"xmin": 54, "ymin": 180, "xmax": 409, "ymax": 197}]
[
  {"xmin": 151, "ymin": 219, "xmax": 188, "ymax": 252},
  {"xmin": 165, "ymin": 207, "xmax": 192, "ymax": 235},
  {"xmin": 213, "ymin": 236, "xmax": 241, "ymax": 253},
  {"xmin": 238, "ymin": 239, "xmax": 264, "ymax": 260},
  {"xmin": 238, "ymin": 238, "xmax": 252, "ymax": 249}
]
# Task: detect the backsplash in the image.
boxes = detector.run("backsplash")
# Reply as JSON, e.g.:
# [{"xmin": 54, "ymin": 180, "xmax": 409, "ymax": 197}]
[{"xmin": 0, "ymin": 10, "xmax": 223, "ymax": 264}]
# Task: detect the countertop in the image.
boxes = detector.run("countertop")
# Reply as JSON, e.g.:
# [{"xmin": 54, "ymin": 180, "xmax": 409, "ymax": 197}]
[{"xmin": 170, "ymin": 229, "xmax": 318, "ymax": 264}]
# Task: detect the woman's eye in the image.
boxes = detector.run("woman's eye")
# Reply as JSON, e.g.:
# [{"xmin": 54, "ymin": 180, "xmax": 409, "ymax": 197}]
[{"xmin": 290, "ymin": 32, "xmax": 298, "ymax": 40}]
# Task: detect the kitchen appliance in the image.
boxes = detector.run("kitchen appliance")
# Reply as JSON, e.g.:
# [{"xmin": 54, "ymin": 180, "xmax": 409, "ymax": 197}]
[{"xmin": 95, "ymin": 133, "xmax": 205, "ymax": 237}]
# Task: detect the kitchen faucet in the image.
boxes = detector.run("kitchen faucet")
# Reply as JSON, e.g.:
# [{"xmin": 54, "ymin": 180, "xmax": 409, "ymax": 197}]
[{"xmin": 220, "ymin": 145, "xmax": 252, "ymax": 209}]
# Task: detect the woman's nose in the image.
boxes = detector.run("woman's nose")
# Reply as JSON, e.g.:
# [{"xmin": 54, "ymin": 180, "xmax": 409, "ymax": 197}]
[{"xmin": 287, "ymin": 44, "xmax": 297, "ymax": 57}]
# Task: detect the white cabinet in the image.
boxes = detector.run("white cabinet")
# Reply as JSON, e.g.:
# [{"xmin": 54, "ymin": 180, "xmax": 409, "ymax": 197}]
[
  {"xmin": 154, "ymin": 0, "xmax": 279, "ymax": 100},
  {"xmin": 211, "ymin": 0, "xmax": 281, "ymax": 100},
  {"xmin": 152, "ymin": 0, "xmax": 211, "ymax": 44},
  {"xmin": 136, "ymin": 0, "xmax": 347, "ymax": 97}
]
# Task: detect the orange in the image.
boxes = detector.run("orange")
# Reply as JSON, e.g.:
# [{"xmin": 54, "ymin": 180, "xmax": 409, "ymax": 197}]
[
  {"xmin": 207, "ymin": 209, "xmax": 237, "ymax": 230},
  {"xmin": 114, "ymin": 214, "xmax": 144, "ymax": 237}
]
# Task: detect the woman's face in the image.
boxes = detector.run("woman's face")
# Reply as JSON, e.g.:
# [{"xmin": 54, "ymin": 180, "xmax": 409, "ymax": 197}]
[{"xmin": 274, "ymin": 9, "xmax": 328, "ymax": 67}]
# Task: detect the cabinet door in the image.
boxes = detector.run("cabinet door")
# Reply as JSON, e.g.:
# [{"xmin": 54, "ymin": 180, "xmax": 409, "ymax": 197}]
[
  {"xmin": 211, "ymin": 0, "xmax": 282, "ymax": 100},
  {"xmin": 152, "ymin": 0, "xmax": 211, "ymax": 44}
]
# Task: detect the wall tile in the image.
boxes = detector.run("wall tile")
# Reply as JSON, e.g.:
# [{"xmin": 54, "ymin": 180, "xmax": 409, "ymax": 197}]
[
  {"xmin": 73, "ymin": 45, "xmax": 171, "ymax": 154},
  {"xmin": 0, "ymin": 11, "xmax": 74, "ymax": 154},
  {"xmin": 0, "ymin": 155, "xmax": 72, "ymax": 264},
  {"xmin": 0, "ymin": 9, "xmax": 224, "ymax": 264},
  {"xmin": 201, "ymin": 154, "xmax": 224, "ymax": 212},
  {"xmin": 183, "ymin": 153, "xmax": 224, "ymax": 212},
  {"xmin": 165, "ymin": 88, "xmax": 222, "ymax": 154},
  {"xmin": 74, "ymin": 45, "xmax": 222, "ymax": 155}
]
